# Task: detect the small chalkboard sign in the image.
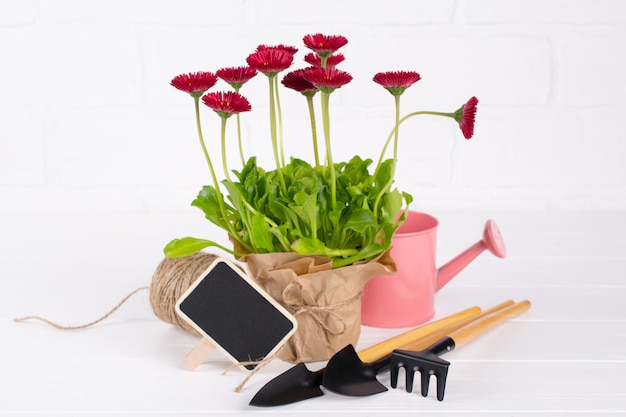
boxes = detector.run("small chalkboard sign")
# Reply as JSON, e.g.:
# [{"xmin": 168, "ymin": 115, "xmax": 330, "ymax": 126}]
[{"xmin": 176, "ymin": 257, "xmax": 297, "ymax": 372}]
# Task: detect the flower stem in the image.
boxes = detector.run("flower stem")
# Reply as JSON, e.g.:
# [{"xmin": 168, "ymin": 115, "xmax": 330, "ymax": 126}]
[
  {"xmin": 391, "ymin": 95, "xmax": 401, "ymax": 183},
  {"xmin": 268, "ymin": 75, "xmax": 287, "ymax": 194},
  {"xmin": 274, "ymin": 76, "xmax": 286, "ymax": 168},
  {"xmin": 220, "ymin": 116, "xmax": 232, "ymax": 181},
  {"xmin": 193, "ymin": 96, "xmax": 238, "ymax": 238},
  {"xmin": 321, "ymin": 91, "xmax": 337, "ymax": 207},
  {"xmin": 306, "ymin": 95, "xmax": 320, "ymax": 168},
  {"xmin": 236, "ymin": 113, "xmax": 245, "ymax": 166},
  {"xmin": 233, "ymin": 87, "xmax": 246, "ymax": 167},
  {"xmin": 373, "ymin": 95, "xmax": 401, "ymax": 215},
  {"xmin": 374, "ymin": 109, "xmax": 455, "ymax": 178},
  {"xmin": 194, "ymin": 96, "xmax": 220, "ymax": 192}
]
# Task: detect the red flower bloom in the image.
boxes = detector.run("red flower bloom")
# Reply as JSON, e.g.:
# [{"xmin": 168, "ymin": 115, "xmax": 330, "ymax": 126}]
[
  {"xmin": 201, "ymin": 91, "xmax": 252, "ymax": 118},
  {"xmin": 454, "ymin": 96, "xmax": 478, "ymax": 139},
  {"xmin": 170, "ymin": 71, "xmax": 218, "ymax": 97},
  {"xmin": 302, "ymin": 67, "xmax": 353, "ymax": 93},
  {"xmin": 281, "ymin": 69, "xmax": 318, "ymax": 96},
  {"xmin": 373, "ymin": 71, "xmax": 421, "ymax": 96},
  {"xmin": 255, "ymin": 44, "xmax": 299, "ymax": 56},
  {"xmin": 304, "ymin": 52, "xmax": 345, "ymax": 68},
  {"xmin": 216, "ymin": 66, "xmax": 257, "ymax": 90},
  {"xmin": 246, "ymin": 48, "xmax": 294, "ymax": 75},
  {"xmin": 303, "ymin": 33, "xmax": 348, "ymax": 56}
]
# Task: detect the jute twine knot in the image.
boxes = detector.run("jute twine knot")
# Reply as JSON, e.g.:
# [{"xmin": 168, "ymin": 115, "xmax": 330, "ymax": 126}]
[{"xmin": 281, "ymin": 282, "xmax": 360, "ymax": 336}]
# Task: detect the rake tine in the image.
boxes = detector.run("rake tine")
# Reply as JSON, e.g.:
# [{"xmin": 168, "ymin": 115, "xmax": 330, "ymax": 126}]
[
  {"xmin": 420, "ymin": 369, "xmax": 431, "ymax": 397},
  {"xmin": 406, "ymin": 366, "xmax": 415, "ymax": 393},
  {"xmin": 391, "ymin": 350, "xmax": 450, "ymax": 399},
  {"xmin": 390, "ymin": 361, "xmax": 400, "ymax": 389},
  {"xmin": 435, "ymin": 370, "xmax": 448, "ymax": 401}
]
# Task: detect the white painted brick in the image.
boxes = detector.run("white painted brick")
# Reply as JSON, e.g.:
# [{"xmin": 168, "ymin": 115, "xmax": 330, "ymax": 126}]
[
  {"xmin": 463, "ymin": 0, "xmax": 626, "ymax": 24},
  {"xmin": 346, "ymin": 33, "xmax": 552, "ymax": 108},
  {"xmin": 248, "ymin": 0, "xmax": 455, "ymax": 25},
  {"xmin": 0, "ymin": 186, "xmax": 146, "ymax": 211},
  {"xmin": 146, "ymin": 32, "xmax": 266, "ymax": 106},
  {"xmin": 0, "ymin": 32, "xmax": 142, "ymax": 106},
  {"xmin": 1, "ymin": 0, "xmax": 625, "ymax": 212},
  {"xmin": 461, "ymin": 108, "xmax": 626, "ymax": 187},
  {"xmin": 559, "ymin": 30, "xmax": 626, "ymax": 106},
  {"xmin": 45, "ymin": 107, "xmax": 215, "ymax": 187},
  {"xmin": 0, "ymin": 115, "xmax": 46, "ymax": 185},
  {"xmin": 41, "ymin": 0, "xmax": 244, "ymax": 25},
  {"xmin": 0, "ymin": 1, "xmax": 38, "ymax": 26}
]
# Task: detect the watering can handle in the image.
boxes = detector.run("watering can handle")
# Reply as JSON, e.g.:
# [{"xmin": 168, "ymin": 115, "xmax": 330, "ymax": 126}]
[
  {"xmin": 357, "ymin": 306, "xmax": 481, "ymax": 363},
  {"xmin": 448, "ymin": 300, "xmax": 531, "ymax": 349}
]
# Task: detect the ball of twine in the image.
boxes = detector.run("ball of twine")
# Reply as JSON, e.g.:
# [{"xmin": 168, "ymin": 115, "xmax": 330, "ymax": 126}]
[{"xmin": 149, "ymin": 252, "xmax": 219, "ymax": 336}]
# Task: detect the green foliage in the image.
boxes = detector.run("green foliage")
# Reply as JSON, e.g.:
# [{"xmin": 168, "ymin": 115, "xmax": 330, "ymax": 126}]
[{"xmin": 165, "ymin": 156, "xmax": 412, "ymax": 268}]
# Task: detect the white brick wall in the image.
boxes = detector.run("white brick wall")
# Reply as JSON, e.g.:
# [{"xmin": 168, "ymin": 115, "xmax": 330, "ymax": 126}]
[{"xmin": 1, "ymin": 0, "xmax": 625, "ymax": 211}]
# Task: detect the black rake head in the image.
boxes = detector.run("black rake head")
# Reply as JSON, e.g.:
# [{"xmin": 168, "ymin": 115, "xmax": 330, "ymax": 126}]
[{"xmin": 390, "ymin": 349, "xmax": 451, "ymax": 401}]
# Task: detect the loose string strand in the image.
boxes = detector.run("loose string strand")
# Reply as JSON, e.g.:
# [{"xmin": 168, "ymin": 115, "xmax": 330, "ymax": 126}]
[{"xmin": 13, "ymin": 286, "xmax": 149, "ymax": 330}]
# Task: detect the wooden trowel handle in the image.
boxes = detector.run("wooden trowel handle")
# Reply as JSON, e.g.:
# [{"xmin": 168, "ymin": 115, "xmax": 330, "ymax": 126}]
[
  {"xmin": 449, "ymin": 300, "xmax": 531, "ymax": 349},
  {"xmin": 357, "ymin": 306, "xmax": 481, "ymax": 363},
  {"xmin": 398, "ymin": 299, "xmax": 515, "ymax": 352}
]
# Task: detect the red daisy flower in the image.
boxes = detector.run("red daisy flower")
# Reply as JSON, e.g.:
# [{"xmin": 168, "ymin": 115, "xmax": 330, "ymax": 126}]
[
  {"xmin": 246, "ymin": 48, "xmax": 294, "ymax": 76},
  {"xmin": 304, "ymin": 52, "xmax": 345, "ymax": 68},
  {"xmin": 216, "ymin": 66, "xmax": 257, "ymax": 90},
  {"xmin": 201, "ymin": 91, "xmax": 252, "ymax": 118},
  {"xmin": 281, "ymin": 69, "xmax": 318, "ymax": 96},
  {"xmin": 454, "ymin": 96, "xmax": 478, "ymax": 139},
  {"xmin": 373, "ymin": 71, "xmax": 421, "ymax": 96},
  {"xmin": 302, "ymin": 67, "xmax": 353, "ymax": 93},
  {"xmin": 303, "ymin": 33, "xmax": 348, "ymax": 57},
  {"xmin": 170, "ymin": 71, "xmax": 218, "ymax": 97},
  {"xmin": 255, "ymin": 44, "xmax": 299, "ymax": 56}
]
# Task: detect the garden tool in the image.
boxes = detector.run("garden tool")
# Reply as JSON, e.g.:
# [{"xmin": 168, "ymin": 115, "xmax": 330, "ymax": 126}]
[
  {"xmin": 322, "ymin": 299, "xmax": 516, "ymax": 397},
  {"xmin": 249, "ymin": 305, "xmax": 481, "ymax": 406},
  {"xmin": 390, "ymin": 300, "xmax": 531, "ymax": 401}
]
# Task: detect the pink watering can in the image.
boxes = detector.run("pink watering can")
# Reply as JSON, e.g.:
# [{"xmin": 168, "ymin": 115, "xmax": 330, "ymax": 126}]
[{"xmin": 361, "ymin": 211, "xmax": 506, "ymax": 328}]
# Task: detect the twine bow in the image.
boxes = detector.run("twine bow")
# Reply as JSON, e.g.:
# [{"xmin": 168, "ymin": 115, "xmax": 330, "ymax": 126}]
[{"xmin": 280, "ymin": 282, "xmax": 362, "ymax": 336}]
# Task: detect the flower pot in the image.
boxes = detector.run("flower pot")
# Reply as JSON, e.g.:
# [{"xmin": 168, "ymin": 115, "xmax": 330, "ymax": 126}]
[{"xmin": 242, "ymin": 252, "xmax": 395, "ymax": 363}]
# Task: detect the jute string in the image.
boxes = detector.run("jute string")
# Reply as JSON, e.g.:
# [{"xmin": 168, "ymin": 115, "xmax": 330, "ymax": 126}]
[
  {"xmin": 12, "ymin": 252, "xmax": 353, "ymax": 392},
  {"xmin": 281, "ymin": 281, "xmax": 358, "ymax": 336}
]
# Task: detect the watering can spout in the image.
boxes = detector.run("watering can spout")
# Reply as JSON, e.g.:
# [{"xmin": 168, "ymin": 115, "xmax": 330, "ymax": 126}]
[{"xmin": 435, "ymin": 219, "xmax": 506, "ymax": 292}]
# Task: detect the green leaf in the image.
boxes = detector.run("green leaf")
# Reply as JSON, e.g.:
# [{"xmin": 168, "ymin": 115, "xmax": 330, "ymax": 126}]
[
  {"xmin": 291, "ymin": 190, "xmax": 319, "ymax": 237},
  {"xmin": 163, "ymin": 237, "xmax": 235, "ymax": 258},
  {"xmin": 343, "ymin": 208, "xmax": 377, "ymax": 234},
  {"xmin": 250, "ymin": 213, "xmax": 275, "ymax": 252},
  {"xmin": 291, "ymin": 237, "xmax": 358, "ymax": 258},
  {"xmin": 374, "ymin": 159, "xmax": 394, "ymax": 192},
  {"xmin": 381, "ymin": 188, "xmax": 404, "ymax": 223},
  {"xmin": 332, "ymin": 243, "xmax": 386, "ymax": 268},
  {"xmin": 191, "ymin": 186, "xmax": 230, "ymax": 229}
]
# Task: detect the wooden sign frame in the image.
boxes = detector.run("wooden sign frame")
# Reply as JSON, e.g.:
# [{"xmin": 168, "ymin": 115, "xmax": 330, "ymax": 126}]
[{"xmin": 175, "ymin": 257, "xmax": 298, "ymax": 372}]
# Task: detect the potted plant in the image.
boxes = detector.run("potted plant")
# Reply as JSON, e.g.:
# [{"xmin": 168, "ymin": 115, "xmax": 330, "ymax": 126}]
[{"xmin": 166, "ymin": 33, "xmax": 477, "ymax": 362}]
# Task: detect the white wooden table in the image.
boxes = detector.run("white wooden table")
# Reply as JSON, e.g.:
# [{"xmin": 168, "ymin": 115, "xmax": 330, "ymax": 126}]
[{"xmin": 2, "ymin": 210, "xmax": 625, "ymax": 415}]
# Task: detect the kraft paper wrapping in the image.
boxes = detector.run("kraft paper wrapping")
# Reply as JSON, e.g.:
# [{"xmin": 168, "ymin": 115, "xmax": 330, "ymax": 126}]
[{"xmin": 242, "ymin": 251, "xmax": 396, "ymax": 363}]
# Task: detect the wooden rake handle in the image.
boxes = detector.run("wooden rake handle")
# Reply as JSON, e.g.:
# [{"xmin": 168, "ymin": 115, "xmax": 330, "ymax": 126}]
[
  {"xmin": 357, "ymin": 305, "xmax": 481, "ymax": 363},
  {"xmin": 398, "ymin": 299, "xmax": 516, "ymax": 352},
  {"xmin": 449, "ymin": 300, "xmax": 531, "ymax": 349}
]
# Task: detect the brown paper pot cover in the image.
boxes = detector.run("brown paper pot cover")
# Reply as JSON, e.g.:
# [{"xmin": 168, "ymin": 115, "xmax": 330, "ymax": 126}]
[{"xmin": 242, "ymin": 251, "xmax": 396, "ymax": 363}]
